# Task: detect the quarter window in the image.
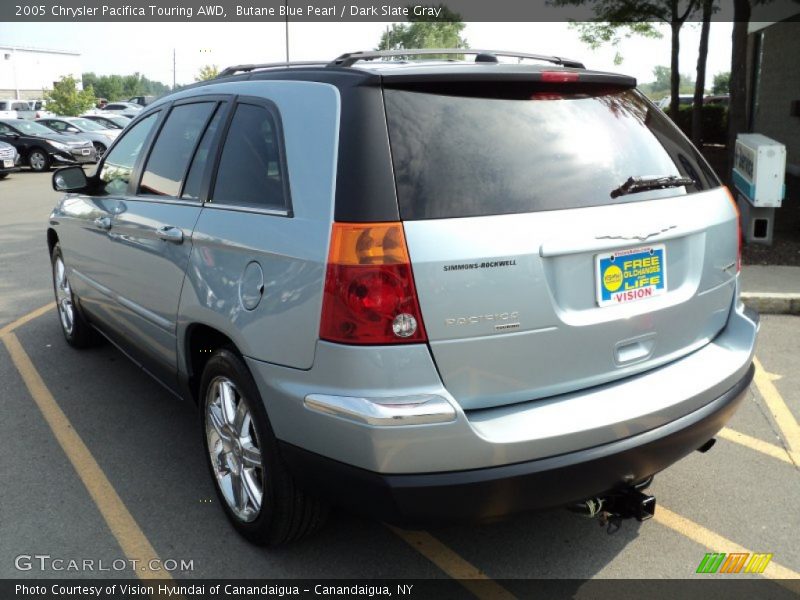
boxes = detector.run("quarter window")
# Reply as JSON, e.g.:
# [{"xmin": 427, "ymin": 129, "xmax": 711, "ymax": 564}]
[
  {"xmin": 139, "ymin": 102, "xmax": 215, "ymax": 197},
  {"xmin": 182, "ymin": 104, "xmax": 225, "ymax": 201},
  {"xmin": 99, "ymin": 113, "xmax": 158, "ymax": 195},
  {"xmin": 212, "ymin": 102, "xmax": 288, "ymax": 211}
]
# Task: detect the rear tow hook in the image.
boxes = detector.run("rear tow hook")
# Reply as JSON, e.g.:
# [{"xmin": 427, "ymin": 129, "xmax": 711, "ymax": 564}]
[{"xmin": 569, "ymin": 488, "xmax": 656, "ymax": 534}]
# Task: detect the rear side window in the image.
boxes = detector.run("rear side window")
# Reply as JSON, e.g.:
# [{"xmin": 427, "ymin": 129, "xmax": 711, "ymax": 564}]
[
  {"xmin": 384, "ymin": 88, "xmax": 719, "ymax": 220},
  {"xmin": 99, "ymin": 113, "xmax": 158, "ymax": 195},
  {"xmin": 139, "ymin": 102, "xmax": 216, "ymax": 197},
  {"xmin": 211, "ymin": 102, "xmax": 289, "ymax": 211}
]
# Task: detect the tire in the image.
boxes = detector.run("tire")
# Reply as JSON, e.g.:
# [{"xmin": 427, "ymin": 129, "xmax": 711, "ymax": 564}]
[
  {"xmin": 200, "ymin": 349, "xmax": 328, "ymax": 546},
  {"xmin": 92, "ymin": 142, "xmax": 107, "ymax": 159},
  {"xmin": 0, "ymin": 173, "xmax": 8, "ymax": 180},
  {"xmin": 28, "ymin": 148, "xmax": 50, "ymax": 172},
  {"xmin": 51, "ymin": 243, "xmax": 96, "ymax": 348}
]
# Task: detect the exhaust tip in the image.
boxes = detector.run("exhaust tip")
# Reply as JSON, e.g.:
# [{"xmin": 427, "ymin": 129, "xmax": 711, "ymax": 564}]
[{"xmin": 697, "ymin": 438, "xmax": 717, "ymax": 454}]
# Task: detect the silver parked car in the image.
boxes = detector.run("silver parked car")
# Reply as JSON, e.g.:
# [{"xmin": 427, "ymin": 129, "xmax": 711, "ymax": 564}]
[
  {"xmin": 36, "ymin": 117, "xmax": 119, "ymax": 159},
  {"xmin": 47, "ymin": 49, "xmax": 758, "ymax": 546},
  {"xmin": 0, "ymin": 140, "xmax": 21, "ymax": 179}
]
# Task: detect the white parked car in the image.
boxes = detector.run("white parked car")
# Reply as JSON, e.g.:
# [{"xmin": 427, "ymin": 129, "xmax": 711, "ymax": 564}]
[
  {"xmin": 36, "ymin": 116, "xmax": 119, "ymax": 159},
  {"xmin": 0, "ymin": 99, "xmax": 34, "ymax": 119},
  {"xmin": 100, "ymin": 102, "xmax": 143, "ymax": 118}
]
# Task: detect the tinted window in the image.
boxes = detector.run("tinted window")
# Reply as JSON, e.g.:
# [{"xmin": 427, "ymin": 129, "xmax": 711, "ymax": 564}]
[
  {"xmin": 99, "ymin": 113, "xmax": 158, "ymax": 195},
  {"xmin": 212, "ymin": 103, "xmax": 288, "ymax": 210},
  {"xmin": 71, "ymin": 118, "xmax": 104, "ymax": 131},
  {"xmin": 0, "ymin": 123, "xmax": 13, "ymax": 134},
  {"xmin": 384, "ymin": 88, "xmax": 720, "ymax": 220},
  {"xmin": 139, "ymin": 102, "xmax": 215, "ymax": 197},
  {"xmin": 182, "ymin": 105, "xmax": 224, "ymax": 201},
  {"xmin": 13, "ymin": 121, "xmax": 53, "ymax": 135},
  {"xmin": 45, "ymin": 120, "xmax": 68, "ymax": 132}
]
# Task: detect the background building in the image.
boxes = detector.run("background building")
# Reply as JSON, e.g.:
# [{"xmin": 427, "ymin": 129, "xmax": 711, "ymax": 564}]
[
  {"xmin": 0, "ymin": 45, "xmax": 82, "ymax": 100},
  {"xmin": 747, "ymin": 11, "xmax": 800, "ymax": 176}
]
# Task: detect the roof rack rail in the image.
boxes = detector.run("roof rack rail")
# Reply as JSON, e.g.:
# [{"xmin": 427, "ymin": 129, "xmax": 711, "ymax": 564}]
[
  {"xmin": 328, "ymin": 49, "xmax": 585, "ymax": 69},
  {"xmin": 217, "ymin": 61, "xmax": 328, "ymax": 78}
]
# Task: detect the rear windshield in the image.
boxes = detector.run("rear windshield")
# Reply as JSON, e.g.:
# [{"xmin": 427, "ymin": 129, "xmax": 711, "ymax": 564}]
[{"xmin": 384, "ymin": 88, "xmax": 719, "ymax": 220}]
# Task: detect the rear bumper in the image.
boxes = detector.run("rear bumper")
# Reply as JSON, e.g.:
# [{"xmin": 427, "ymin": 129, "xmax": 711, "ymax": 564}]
[
  {"xmin": 248, "ymin": 298, "xmax": 758, "ymax": 475},
  {"xmin": 280, "ymin": 363, "xmax": 753, "ymax": 526}
]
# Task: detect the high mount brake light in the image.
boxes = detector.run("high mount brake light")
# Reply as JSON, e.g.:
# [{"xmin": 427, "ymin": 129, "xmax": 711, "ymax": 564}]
[
  {"xmin": 320, "ymin": 222, "xmax": 427, "ymax": 345},
  {"xmin": 540, "ymin": 71, "xmax": 580, "ymax": 83}
]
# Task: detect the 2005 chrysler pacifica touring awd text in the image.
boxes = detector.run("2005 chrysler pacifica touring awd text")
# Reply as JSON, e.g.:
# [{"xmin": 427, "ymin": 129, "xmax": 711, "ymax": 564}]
[{"xmin": 47, "ymin": 49, "xmax": 759, "ymax": 545}]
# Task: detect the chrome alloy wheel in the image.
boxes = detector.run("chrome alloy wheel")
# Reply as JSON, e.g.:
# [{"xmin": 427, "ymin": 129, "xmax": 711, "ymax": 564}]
[
  {"xmin": 205, "ymin": 376, "xmax": 264, "ymax": 522},
  {"xmin": 54, "ymin": 256, "xmax": 75, "ymax": 335},
  {"xmin": 29, "ymin": 150, "xmax": 46, "ymax": 171}
]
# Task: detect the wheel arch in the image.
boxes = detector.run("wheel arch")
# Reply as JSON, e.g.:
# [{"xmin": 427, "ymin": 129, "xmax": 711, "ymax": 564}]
[
  {"xmin": 184, "ymin": 322, "xmax": 241, "ymax": 405},
  {"xmin": 47, "ymin": 228, "xmax": 59, "ymax": 257}
]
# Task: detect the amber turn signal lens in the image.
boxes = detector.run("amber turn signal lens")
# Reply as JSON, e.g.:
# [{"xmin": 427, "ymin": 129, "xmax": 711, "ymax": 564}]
[{"xmin": 327, "ymin": 222, "xmax": 410, "ymax": 266}]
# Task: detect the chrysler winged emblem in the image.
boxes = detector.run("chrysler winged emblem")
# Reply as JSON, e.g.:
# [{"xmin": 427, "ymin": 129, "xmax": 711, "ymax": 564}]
[{"xmin": 595, "ymin": 225, "xmax": 677, "ymax": 242}]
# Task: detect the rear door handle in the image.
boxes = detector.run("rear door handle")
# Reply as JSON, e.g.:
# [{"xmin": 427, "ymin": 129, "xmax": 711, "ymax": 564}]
[
  {"xmin": 93, "ymin": 216, "xmax": 112, "ymax": 231},
  {"xmin": 155, "ymin": 225, "xmax": 184, "ymax": 244}
]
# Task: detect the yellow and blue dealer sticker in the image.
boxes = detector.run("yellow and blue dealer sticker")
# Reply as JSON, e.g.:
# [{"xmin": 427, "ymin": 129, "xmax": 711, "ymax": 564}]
[{"xmin": 596, "ymin": 244, "xmax": 667, "ymax": 307}]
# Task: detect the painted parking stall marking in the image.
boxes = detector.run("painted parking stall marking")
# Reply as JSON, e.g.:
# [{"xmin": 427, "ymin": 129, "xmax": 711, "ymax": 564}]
[
  {"xmin": 0, "ymin": 306, "xmax": 171, "ymax": 583},
  {"xmin": 1, "ymin": 302, "xmax": 798, "ymax": 592}
]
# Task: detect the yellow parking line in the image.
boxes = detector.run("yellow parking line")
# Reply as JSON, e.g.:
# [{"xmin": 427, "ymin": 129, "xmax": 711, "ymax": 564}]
[
  {"xmin": 0, "ymin": 301, "xmax": 55, "ymax": 337},
  {"xmin": 717, "ymin": 427, "xmax": 793, "ymax": 465},
  {"xmin": 655, "ymin": 506, "xmax": 800, "ymax": 590},
  {"xmin": 753, "ymin": 357, "xmax": 800, "ymax": 467},
  {"xmin": 0, "ymin": 331, "xmax": 169, "ymax": 581},
  {"xmin": 387, "ymin": 526, "xmax": 517, "ymax": 600}
]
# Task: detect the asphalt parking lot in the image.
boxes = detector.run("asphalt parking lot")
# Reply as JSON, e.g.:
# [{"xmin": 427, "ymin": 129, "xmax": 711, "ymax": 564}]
[{"xmin": 1, "ymin": 170, "xmax": 799, "ymax": 595}]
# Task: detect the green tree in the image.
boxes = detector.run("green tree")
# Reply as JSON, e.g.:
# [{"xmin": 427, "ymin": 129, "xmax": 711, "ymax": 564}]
[
  {"xmin": 553, "ymin": 0, "xmax": 700, "ymax": 121},
  {"xmin": 711, "ymin": 71, "xmax": 730, "ymax": 95},
  {"xmin": 195, "ymin": 64, "xmax": 220, "ymax": 81},
  {"xmin": 639, "ymin": 65, "xmax": 695, "ymax": 100},
  {"xmin": 376, "ymin": 5, "xmax": 468, "ymax": 56},
  {"xmin": 81, "ymin": 72, "xmax": 170, "ymax": 101},
  {"xmin": 44, "ymin": 75, "xmax": 96, "ymax": 116},
  {"xmin": 691, "ymin": 0, "xmax": 715, "ymax": 145},
  {"xmin": 569, "ymin": 22, "xmax": 661, "ymax": 65}
]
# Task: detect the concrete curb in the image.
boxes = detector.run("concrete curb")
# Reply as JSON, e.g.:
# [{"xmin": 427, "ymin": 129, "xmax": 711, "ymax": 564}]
[{"xmin": 741, "ymin": 292, "xmax": 800, "ymax": 315}]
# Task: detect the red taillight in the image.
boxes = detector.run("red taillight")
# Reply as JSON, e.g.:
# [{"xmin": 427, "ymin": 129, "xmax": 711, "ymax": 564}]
[
  {"xmin": 540, "ymin": 71, "xmax": 580, "ymax": 83},
  {"xmin": 320, "ymin": 222, "xmax": 427, "ymax": 345},
  {"xmin": 725, "ymin": 187, "xmax": 742, "ymax": 273}
]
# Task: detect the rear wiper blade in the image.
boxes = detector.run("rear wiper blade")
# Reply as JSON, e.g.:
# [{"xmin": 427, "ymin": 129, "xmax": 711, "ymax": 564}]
[{"xmin": 610, "ymin": 175, "xmax": 695, "ymax": 199}]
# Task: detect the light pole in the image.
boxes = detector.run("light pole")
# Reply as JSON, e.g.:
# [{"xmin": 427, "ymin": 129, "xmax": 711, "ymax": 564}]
[{"xmin": 284, "ymin": 0, "xmax": 290, "ymax": 64}]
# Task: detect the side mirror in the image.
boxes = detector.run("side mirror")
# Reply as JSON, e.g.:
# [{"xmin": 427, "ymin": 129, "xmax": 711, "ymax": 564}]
[
  {"xmin": 66, "ymin": 127, "xmax": 80, "ymax": 133},
  {"xmin": 53, "ymin": 166, "xmax": 88, "ymax": 192}
]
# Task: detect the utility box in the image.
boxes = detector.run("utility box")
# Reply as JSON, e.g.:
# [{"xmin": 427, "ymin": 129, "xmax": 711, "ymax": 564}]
[
  {"xmin": 733, "ymin": 133, "xmax": 786, "ymax": 208},
  {"xmin": 736, "ymin": 193, "xmax": 774, "ymax": 245}
]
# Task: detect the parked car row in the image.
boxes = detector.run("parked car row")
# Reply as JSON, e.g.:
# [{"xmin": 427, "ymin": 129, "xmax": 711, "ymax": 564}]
[
  {"xmin": 0, "ymin": 107, "xmax": 138, "ymax": 172},
  {"xmin": 0, "ymin": 119, "xmax": 96, "ymax": 172},
  {"xmin": 655, "ymin": 94, "xmax": 730, "ymax": 110}
]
